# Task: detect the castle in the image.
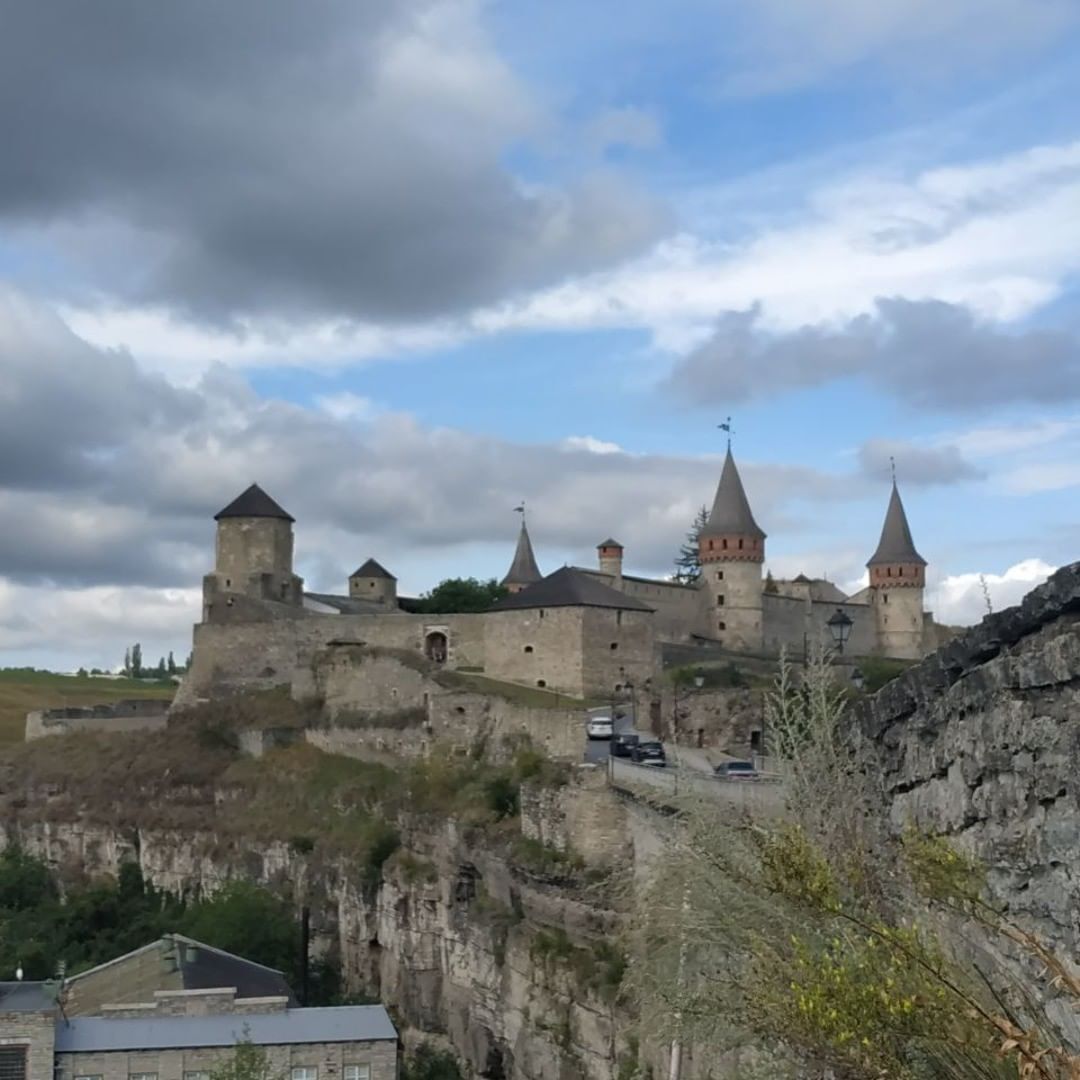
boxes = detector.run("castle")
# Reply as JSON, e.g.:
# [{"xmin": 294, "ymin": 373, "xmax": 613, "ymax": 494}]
[{"xmin": 176, "ymin": 447, "xmax": 941, "ymax": 707}]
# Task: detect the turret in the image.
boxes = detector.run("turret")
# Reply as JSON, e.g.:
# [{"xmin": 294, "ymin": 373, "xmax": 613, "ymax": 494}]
[
  {"xmin": 597, "ymin": 538, "xmax": 624, "ymax": 586},
  {"xmin": 203, "ymin": 484, "xmax": 303, "ymax": 619},
  {"xmin": 349, "ymin": 558, "xmax": 398, "ymax": 606},
  {"xmin": 867, "ymin": 481, "xmax": 926, "ymax": 659},
  {"xmin": 697, "ymin": 448, "xmax": 765, "ymax": 650},
  {"xmin": 501, "ymin": 518, "xmax": 542, "ymax": 594}
]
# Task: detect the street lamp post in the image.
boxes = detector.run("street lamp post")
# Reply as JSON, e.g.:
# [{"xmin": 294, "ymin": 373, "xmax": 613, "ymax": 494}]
[{"xmin": 826, "ymin": 607, "xmax": 854, "ymax": 656}]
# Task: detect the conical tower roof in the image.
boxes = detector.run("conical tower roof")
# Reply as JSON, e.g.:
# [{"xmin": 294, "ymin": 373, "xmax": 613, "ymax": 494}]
[
  {"xmin": 214, "ymin": 483, "xmax": 294, "ymax": 522},
  {"xmin": 501, "ymin": 521, "xmax": 542, "ymax": 588},
  {"xmin": 867, "ymin": 483, "xmax": 926, "ymax": 567},
  {"xmin": 703, "ymin": 448, "xmax": 766, "ymax": 540}
]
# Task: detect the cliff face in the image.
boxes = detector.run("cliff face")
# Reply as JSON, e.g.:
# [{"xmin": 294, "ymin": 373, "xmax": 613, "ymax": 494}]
[
  {"xmin": 856, "ymin": 562, "xmax": 1080, "ymax": 951},
  {"xmin": 1, "ymin": 808, "xmax": 631, "ymax": 1080}
]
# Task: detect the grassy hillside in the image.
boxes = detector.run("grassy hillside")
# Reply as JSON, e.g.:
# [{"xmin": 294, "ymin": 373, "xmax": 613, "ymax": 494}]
[{"xmin": 0, "ymin": 669, "xmax": 175, "ymax": 746}]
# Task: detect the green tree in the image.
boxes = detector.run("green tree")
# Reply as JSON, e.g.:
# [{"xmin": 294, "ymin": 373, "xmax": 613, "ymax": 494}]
[
  {"xmin": 155, "ymin": 656, "xmax": 167, "ymax": 678},
  {"xmin": 130, "ymin": 643, "xmax": 143, "ymax": 678},
  {"xmin": 402, "ymin": 1044, "xmax": 463, "ymax": 1080},
  {"xmin": 123, "ymin": 647, "xmax": 131, "ymax": 676},
  {"xmin": 167, "ymin": 651, "xmax": 177, "ymax": 676},
  {"xmin": 763, "ymin": 570, "xmax": 779, "ymax": 594},
  {"xmin": 673, "ymin": 505, "xmax": 708, "ymax": 584},
  {"xmin": 181, "ymin": 880, "xmax": 301, "ymax": 989},
  {"xmin": 418, "ymin": 577, "xmax": 508, "ymax": 613},
  {"xmin": 209, "ymin": 1038, "xmax": 284, "ymax": 1080}
]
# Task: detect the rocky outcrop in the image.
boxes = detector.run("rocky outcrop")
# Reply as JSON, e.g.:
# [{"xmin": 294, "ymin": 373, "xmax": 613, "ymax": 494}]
[
  {"xmin": 856, "ymin": 562, "xmax": 1080, "ymax": 951},
  {"xmin": 0, "ymin": 779, "xmax": 637, "ymax": 1080}
]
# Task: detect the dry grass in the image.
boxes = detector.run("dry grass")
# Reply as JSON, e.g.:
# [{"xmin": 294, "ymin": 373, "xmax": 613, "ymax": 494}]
[
  {"xmin": 434, "ymin": 670, "xmax": 595, "ymax": 709},
  {"xmin": 0, "ymin": 670, "xmax": 174, "ymax": 746}
]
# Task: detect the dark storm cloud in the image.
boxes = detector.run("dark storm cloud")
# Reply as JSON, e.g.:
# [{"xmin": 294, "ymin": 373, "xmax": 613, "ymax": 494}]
[
  {"xmin": 0, "ymin": 1, "xmax": 665, "ymax": 324},
  {"xmin": 667, "ymin": 298, "xmax": 1080, "ymax": 410},
  {"xmin": 857, "ymin": 439, "xmax": 984, "ymax": 486}
]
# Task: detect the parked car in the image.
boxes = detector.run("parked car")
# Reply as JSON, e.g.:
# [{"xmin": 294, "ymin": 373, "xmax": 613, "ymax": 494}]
[
  {"xmin": 610, "ymin": 732, "xmax": 640, "ymax": 758},
  {"xmin": 714, "ymin": 760, "xmax": 758, "ymax": 780},
  {"xmin": 586, "ymin": 715, "xmax": 614, "ymax": 740},
  {"xmin": 631, "ymin": 741, "xmax": 666, "ymax": 767}
]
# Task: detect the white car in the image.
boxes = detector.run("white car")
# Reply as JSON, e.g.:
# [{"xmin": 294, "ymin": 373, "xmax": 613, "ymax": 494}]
[{"xmin": 586, "ymin": 716, "xmax": 614, "ymax": 740}]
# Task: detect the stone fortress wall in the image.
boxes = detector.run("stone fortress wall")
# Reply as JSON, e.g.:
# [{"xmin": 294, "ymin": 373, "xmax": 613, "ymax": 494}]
[
  {"xmin": 856, "ymin": 561, "xmax": 1080, "ymax": 954},
  {"xmin": 25, "ymin": 699, "xmax": 170, "ymax": 741}
]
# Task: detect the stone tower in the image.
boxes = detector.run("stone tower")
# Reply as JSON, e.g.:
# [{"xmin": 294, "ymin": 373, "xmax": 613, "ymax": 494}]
[
  {"xmin": 203, "ymin": 483, "xmax": 303, "ymax": 619},
  {"xmin": 501, "ymin": 517, "xmax": 543, "ymax": 594},
  {"xmin": 867, "ymin": 481, "xmax": 926, "ymax": 660},
  {"xmin": 349, "ymin": 558, "xmax": 398, "ymax": 606},
  {"xmin": 596, "ymin": 538, "xmax": 624, "ymax": 587},
  {"xmin": 697, "ymin": 448, "xmax": 765, "ymax": 650}
]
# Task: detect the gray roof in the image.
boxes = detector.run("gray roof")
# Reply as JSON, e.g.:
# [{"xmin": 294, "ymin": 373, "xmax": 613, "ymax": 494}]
[
  {"xmin": 0, "ymin": 981, "xmax": 55, "ymax": 1012},
  {"xmin": 491, "ymin": 566, "xmax": 652, "ymax": 612},
  {"xmin": 596, "ymin": 538, "xmax": 623, "ymax": 549},
  {"xmin": 501, "ymin": 522, "xmax": 542, "ymax": 587},
  {"xmin": 703, "ymin": 449, "xmax": 765, "ymax": 540},
  {"xmin": 214, "ymin": 484, "xmax": 294, "ymax": 522},
  {"xmin": 65, "ymin": 935, "xmax": 296, "ymax": 1006},
  {"xmin": 867, "ymin": 483, "xmax": 926, "ymax": 567},
  {"xmin": 351, "ymin": 558, "xmax": 396, "ymax": 580},
  {"xmin": 54, "ymin": 1005, "xmax": 397, "ymax": 1053},
  {"xmin": 305, "ymin": 592, "xmax": 398, "ymax": 615}
]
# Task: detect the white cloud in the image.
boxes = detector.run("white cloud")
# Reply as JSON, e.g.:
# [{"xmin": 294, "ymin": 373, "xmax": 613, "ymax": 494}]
[
  {"xmin": 560, "ymin": 435, "xmax": 624, "ymax": 455},
  {"xmin": 314, "ymin": 392, "xmax": 380, "ymax": 424},
  {"xmin": 52, "ymin": 137, "xmax": 1080, "ymax": 389},
  {"xmin": 932, "ymin": 558, "xmax": 1057, "ymax": 625},
  {"xmin": 585, "ymin": 106, "xmax": 662, "ymax": 153},
  {"xmin": 1000, "ymin": 462, "xmax": 1080, "ymax": 495},
  {"xmin": 0, "ymin": 580, "xmax": 200, "ymax": 670},
  {"xmin": 942, "ymin": 417, "xmax": 1080, "ymax": 459}
]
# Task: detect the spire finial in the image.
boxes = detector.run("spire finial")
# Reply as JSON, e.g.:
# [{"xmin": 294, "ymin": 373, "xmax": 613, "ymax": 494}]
[
  {"xmin": 513, "ymin": 501, "xmax": 526, "ymax": 524},
  {"xmin": 890, "ymin": 456, "xmax": 896, "ymax": 484},
  {"xmin": 718, "ymin": 416, "xmax": 733, "ymax": 449}
]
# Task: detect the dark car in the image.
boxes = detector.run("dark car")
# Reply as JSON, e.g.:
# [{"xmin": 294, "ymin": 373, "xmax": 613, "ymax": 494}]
[
  {"xmin": 714, "ymin": 760, "xmax": 758, "ymax": 780},
  {"xmin": 610, "ymin": 732, "xmax": 640, "ymax": 758},
  {"xmin": 631, "ymin": 741, "xmax": 666, "ymax": 767}
]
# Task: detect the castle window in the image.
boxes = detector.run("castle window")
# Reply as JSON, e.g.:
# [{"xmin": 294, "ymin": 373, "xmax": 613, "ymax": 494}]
[
  {"xmin": 738, "ymin": 538, "xmax": 744, "ymax": 550},
  {"xmin": 887, "ymin": 567, "xmax": 892, "ymax": 577},
  {"xmin": 718, "ymin": 595, "xmax": 725, "ymax": 606},
  {"xmin": 225, "ymin": 578, "xmax": 231, "ymax": 588},
  {"xmin": 718, "ymin": 621, "xmax": 726, "ymax": 631},
  {"xmin": 424, "ymin": 631, "xmax": 448, "ymax": 664},
  {"xmin": 610, "ymin": 642, "xmax": 618, "ymax": 651},
  {"xmin": 539, "ymin": 609, "xmax": 545, "ymax": 618},
  {"xmin": 708, "ymin": 539, "xmax": 714, "ymax": 550},
  {"xmin": 898, "ymin": 566, "xmax": 903, "ymax": 576},
  {"xmin": 883, "ymin": 593, "xmax": 888, "ymax": 604},
  {"xmin": 722, "ymin": 538, "xmax": 728, "ymax": 549},
  {"xmin": 716, "ymin": 570, "xmax": 724, "ymax": 581},
  {"xmin": 523, "ymin": 645, "xmax": 533, "ymax": 654},
  {"xmin": 370, "ymin": 581, "xmax": 376, "ymax": 588},
  {"xmin": 616, "ymin": 610, "xmax": 623, "ymax": 626},
  {"xmin": 536, "ymin": 679, "xmax": 547, "ymax": 688}
]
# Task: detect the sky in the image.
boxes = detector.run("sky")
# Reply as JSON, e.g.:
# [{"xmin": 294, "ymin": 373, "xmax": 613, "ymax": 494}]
[{"xmin": 1, "ymin": 0, "xmax": 1079, "ymax": 671}]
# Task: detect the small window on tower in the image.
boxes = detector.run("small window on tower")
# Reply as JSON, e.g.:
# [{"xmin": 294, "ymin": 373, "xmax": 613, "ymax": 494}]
[
  {"xmin": 708, "ymin": 539, "xmax": 714, "ymax": 550},
  {"xmin": 883, "ymin": 593, "xmax": 888, "ymax": 604},
  {"xmin": 718, "ymin": 621, "xmax": 726, "ymax": 631},
  {"xmin": 370, "ymin": 581, "xmax": 376, "ymax": 588},
  {"xmin": 523, "ymin": 645, "xmax": 533, "ymax": 654},
  {"xmin": 610, "ymin": 642, "xmax": 618, "ymax": 651},
  {"xmin": 616, "ymin": 610, "xmax": 623, "ymax": 626},
  {"xmin": 898, "ymin": 566, "xmax": 903, "ymax": 577},
  {"xmin": 718, "ymin": 595, "xmax": 725, "ymax": 606},
  {"xmin": 717, "ymin": 570, "xmax": 724, "ymax": 581},
  {"xmin": 738, "ymin": 538, "xmax": 744, "ymax": 550},
  {"xmin": 722, "ymin": 538, "xmax": 728, "ymax": 549},
  {"xmin": 536, "ymin": 679, "xmax": 547, "ymax": 688}
]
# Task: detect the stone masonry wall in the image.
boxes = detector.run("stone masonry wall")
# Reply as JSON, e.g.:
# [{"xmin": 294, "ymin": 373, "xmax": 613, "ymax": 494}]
[
  {"xmin": 856, "ymin": 562, "xmax": 1080, "ymax": 953},
  {"xmin": 57, "ymin": 1036, "xmax": 398, "ymax": 1080},
  {"xmin": 484, "ymin": 607, "xmax": 584, "ymax": 697},
  {"xmin": 25, "ymin": 701, "xmax": 169, "ymax": 741},
  {"xmin": 0, "ymin": 1008, "xmax": 55, "ymax": 1080}
]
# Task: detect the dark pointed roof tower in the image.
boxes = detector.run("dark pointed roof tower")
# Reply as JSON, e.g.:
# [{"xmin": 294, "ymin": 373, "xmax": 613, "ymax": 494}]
[
  {"xmin": 867, "ymin": 482, "xmax": 926, "ymax": 568},
  {"xmin": 214, "ymin": 484, "xmax": 294, "ymax": 522},
  {"xmin": 351, "ymin": 558, "xmax": 396, "ymax": 580},
  {"xmin": 703, "ymin": 448, "xmax": 766, "ymax": 542},
  {"xmin": 501, "ymin": 520, "xmax": 542, "ymax": 591}
]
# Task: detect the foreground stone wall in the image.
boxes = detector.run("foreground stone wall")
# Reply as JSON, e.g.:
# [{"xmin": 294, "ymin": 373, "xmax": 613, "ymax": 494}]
[{"xmin": 856, "ymin": 562, "xmax": 1080, "ymax": 952}]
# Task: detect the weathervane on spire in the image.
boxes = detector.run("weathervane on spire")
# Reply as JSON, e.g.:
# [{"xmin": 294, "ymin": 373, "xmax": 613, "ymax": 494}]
[
  {"xmin": 718, "ymin": 416, "xmax": 733, "ymax": 449},
  {"xmin": 890, "ymin": 456, "xmax": 896, "ymax": 484},
  {"xmin": 513, "ymin": 502, "xmax": 526, "ymax": 523}
]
